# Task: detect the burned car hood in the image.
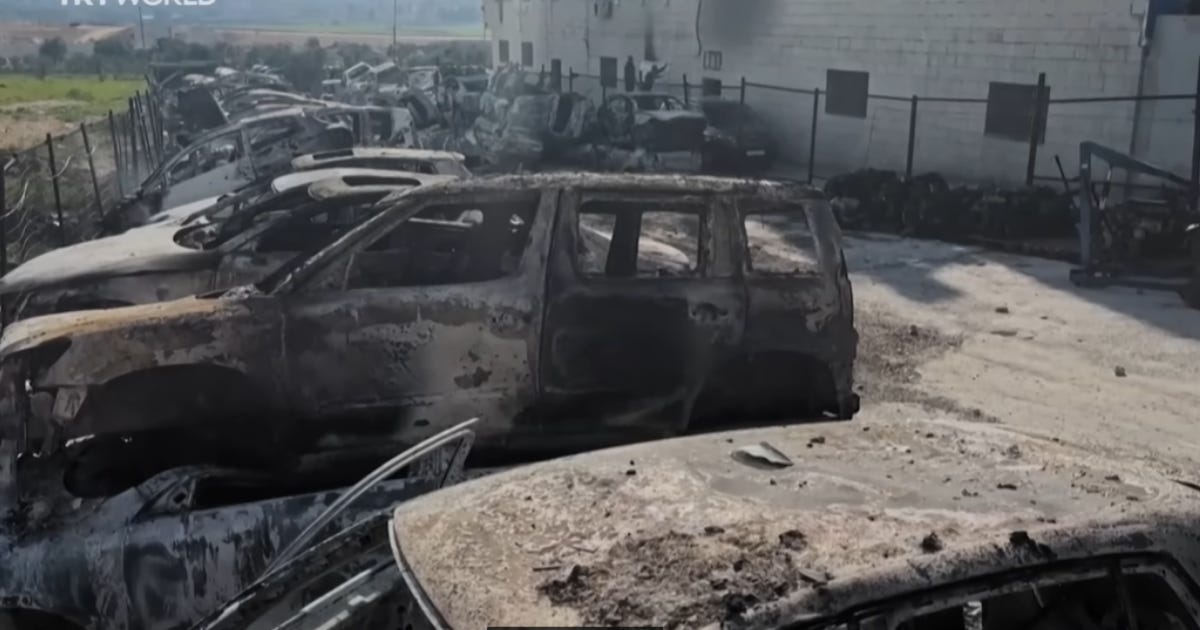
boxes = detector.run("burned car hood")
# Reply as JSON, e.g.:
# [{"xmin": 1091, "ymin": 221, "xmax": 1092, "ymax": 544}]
[
  {"xmin": 0, "ymin": 296, "xmax": 240, "ymax": 359},
  {"xmin": 0, "ymin": 223, "xmax": 215, "ymax": 295},
  {"xmin": 389, "ymin": 419, "xmax": 1193, "ymax": 629}
]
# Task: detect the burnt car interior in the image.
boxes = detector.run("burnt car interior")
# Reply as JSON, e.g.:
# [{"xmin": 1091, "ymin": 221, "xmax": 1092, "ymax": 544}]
[
  {"xmin": 345, "ymin": 195, "xmax": 538, "ymax": 289},
  {"xmin": 815, "ymin": 561, "xmax": 1199, "ymax": 630}
]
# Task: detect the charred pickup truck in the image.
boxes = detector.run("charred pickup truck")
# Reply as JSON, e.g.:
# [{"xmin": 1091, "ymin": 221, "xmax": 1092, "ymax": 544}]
[
  {"xmin": 0, "ymin": 173, "xmax": 857, "ymax": 498},
  {"xmin": 0, "ymin": 170, "xmax": 455, "ymax": 321}
]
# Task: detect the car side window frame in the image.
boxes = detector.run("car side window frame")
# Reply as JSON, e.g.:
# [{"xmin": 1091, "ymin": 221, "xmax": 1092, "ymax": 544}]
[
  {"xmin": 806, "ymin": 557, "xmax": 1200, "ymax": 630},
  {"xmin": 569, "ymin": 190, "xmax": 711, "ymax": 283}
]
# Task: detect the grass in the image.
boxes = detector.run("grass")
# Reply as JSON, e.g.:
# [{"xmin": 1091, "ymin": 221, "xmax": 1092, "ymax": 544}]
[{"xmin": 0, "ymin": 74, "xmax": 144, "ymax": 121}]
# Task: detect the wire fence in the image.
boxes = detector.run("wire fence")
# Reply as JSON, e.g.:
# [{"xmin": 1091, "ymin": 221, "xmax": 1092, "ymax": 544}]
[
  {"xmin": 0, "ymin": 85, "xmax": 165, "ymax": 319},
  {"xmin": 558, "ymin": 65, "xmax": 1199, "ymax": 200}
]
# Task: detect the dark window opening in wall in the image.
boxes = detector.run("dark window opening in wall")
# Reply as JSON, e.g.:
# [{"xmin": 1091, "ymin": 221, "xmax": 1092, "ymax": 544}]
[
  {"xmin": 497, "ymin": 0, "xmax": 503, "ymax": 23},
  {"xmin": 550, "ymin": 59, "xmax": 563, "ymax": 91},
  {"xmin": 985, "ymin": 81, "xmax": 1050, "ymax": 143},
  {"xmin": 702, "ymin": 78, "xmax": 723, "ymax": 97},
  {"xmin": 521, "ymin": 41, "xmax": 534, "ymax": 67},
  {"xmin": 703, "ymin": 50, "xmax": 723, "ymax": 71},
  {"xmin": 825, "ymin": 69, "xmax": 869, "ymax": 118},
  {"xmin": 498, "ymin": 40, "xmax": 510, "ymax": 64},
  {"xmin": 600, "ymin": 56, "xmax": 618, "ymax": 89}
]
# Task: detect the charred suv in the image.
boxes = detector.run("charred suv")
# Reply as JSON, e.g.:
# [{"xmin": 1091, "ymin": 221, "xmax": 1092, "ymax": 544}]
[{"xmin": 0, "ymin": 173, "xmax": 857, "ymax": 498}]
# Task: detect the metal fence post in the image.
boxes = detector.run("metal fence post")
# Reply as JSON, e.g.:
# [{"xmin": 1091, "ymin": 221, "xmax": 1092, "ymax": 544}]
[
  {"xmin": 737, "ymin": 77, "xmax": 747, "ymax": 153},
  {"xmin": 1025, "ymin": 72, "xmax": 1047, "ymax": 187},
  {"xmin": 128, "ymin": 100, "xmax": 140, "ymax": 183},
  {"xmin": 80, "ymin": 123, "xmax": 105, "ymax": 224},
  {"xmin": 0, "ymin": 163, "xmax": 7, "ymax": 325},
  {"xmin": 135, "ymin": 93, "xmax": 152, "ymax": 164},
  {"xmin": 45, "ymin": 134, "xmax": 66, "ymax": 246},
  {"xmin": 808, "ymin": 88, "xmax": 820, "ymax": 185},
  {"xmin": 109, "ymin": 110, "xmax": 124, "ymax": 197},
  {"xmin": 682, "ymin": 74, "xmax": 689, "ymax": 105},
  {"xmin": 1191, "ymin": 55, "xmax": 1200, "ymax": 211},
  {"xmin": 906, "ymin": 95, "xmax": 918, "ymax": 179}
]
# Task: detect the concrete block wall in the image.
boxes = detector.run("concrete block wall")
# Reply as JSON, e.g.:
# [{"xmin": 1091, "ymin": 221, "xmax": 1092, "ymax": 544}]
[{"xmin": 487, "ymin": 0, "xmax": 1154, "ymax": 185}]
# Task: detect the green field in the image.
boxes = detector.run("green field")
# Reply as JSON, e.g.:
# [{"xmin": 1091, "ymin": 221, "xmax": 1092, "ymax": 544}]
[{"xmin": 0, "ymin": 75, "xmax": 145, "ymax": 121}]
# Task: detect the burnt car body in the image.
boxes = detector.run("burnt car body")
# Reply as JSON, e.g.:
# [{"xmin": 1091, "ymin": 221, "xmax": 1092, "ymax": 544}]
[
  {"xmin": 698, "ymin": 99, "xmax": 778, "ymax": 174},
  {"xmin": 0, "ymin": 170, "xmax": 454, "ymax": 320},
  {"xmin": 197, "ymin": 420, "xmax": 1200, "ymax": 630},
  {"xmin": 110, "ymin": 108, "xmax": 356, "ymax": 231},
  {"xmin": 598, "ymin": 92, "xmax": 707, "ymax": 153},
  {"xmin": 0, "ymin": 425, "xmax": 474, "ymax": 630},
  {"xmin": 0, "ymin": 173, "xmax": 857, "ymax": 500},
  {"xmin": 290, "ymin": 147, "xmax": 472, "ymax": 178}
]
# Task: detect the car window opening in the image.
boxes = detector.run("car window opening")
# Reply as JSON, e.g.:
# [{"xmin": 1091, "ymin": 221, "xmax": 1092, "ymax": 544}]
[
  {"xmin": 577, "ymin": 200, "xmax": 703, "ymax": 279},
  {"xmin": 344, "ymin": 197, "xmax": 539, "ymax": 289},
  {"xmin": 744, "ymin": 207, "xmax": 821, "ymax": 275}
]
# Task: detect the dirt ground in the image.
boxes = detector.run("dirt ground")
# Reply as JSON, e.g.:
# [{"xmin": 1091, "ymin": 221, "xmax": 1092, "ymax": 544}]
[
  {"xmin": 0, "ymin": 102, "xmax": 89, "ymax": 150},
  {"xmin": 846, "ymin": 232, "xmax": 1200, "ymax": 480}
]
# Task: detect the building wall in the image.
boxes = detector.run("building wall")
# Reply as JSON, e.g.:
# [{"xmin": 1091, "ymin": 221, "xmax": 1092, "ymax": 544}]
[
  {"xmin": 1133, "ymin": 15, "xmax": 1199, "ymax": 178},
  {"xmin": 485, "ymin": 0, "xmax": 1154, "ymax": 185}
]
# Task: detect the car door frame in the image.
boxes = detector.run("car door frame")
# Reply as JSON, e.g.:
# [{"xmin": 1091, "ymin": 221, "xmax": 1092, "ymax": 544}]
[
  {"xmin": 161, "ymin": 127, "xmax": 256, "ymax": 211},
  {"xmin": 274, "ymin": 185, "xmax": 555, "ymax": 448},
  {"xmin": 536, "ymin": 185, "xmax": 746, "ymax": 443}
]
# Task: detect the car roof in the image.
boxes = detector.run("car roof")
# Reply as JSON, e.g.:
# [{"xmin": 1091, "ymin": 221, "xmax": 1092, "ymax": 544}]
[
  {"xmin": 389, "ymin": 419, "xmax": 1199, "ymax": 629},
  {"xmin": 271, "ymin": 167, "xmax": 436, "ymax": 193},
  {"xmin": 291, "ymin": 147, "xmax": 467, "ymax": 170},
  {"xmin": 306, "ymin": 172, "xmax": 457, "ymax": 201},
  {"xmin": 397, "ymin": 172, "xmax": 824, "ymax": 200}
]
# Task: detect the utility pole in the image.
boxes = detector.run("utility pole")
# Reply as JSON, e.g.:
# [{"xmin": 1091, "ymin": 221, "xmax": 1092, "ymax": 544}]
[
  {"xmin": 391, "ymin": 0, "xmax": 398, "ymax": 59},
  {"xmin": 137, "ymin": 4, "xmax": 146, "ymax": 50}
]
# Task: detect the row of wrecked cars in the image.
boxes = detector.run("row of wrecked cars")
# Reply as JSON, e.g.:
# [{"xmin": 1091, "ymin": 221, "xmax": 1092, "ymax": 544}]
[
  {"xmin": 162, "ymin": 60, "xmax": 782, "ymax": 184},
  {"xmin": 0, "ymin": 66, "xmax": 1195, "ymax": 629}
]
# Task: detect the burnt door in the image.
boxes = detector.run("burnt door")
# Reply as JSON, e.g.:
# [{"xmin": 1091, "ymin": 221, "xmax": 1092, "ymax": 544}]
[
  {"xmin": 538, "ymin": 188, "xmax": 745, "ymax": 445},
  {"xmin": 280, "ymin": 189, "xmax": 551, "ymax": 452}
]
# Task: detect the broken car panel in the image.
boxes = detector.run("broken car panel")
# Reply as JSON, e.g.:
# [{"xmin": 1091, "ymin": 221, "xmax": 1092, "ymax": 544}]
[
  {"xmin": 0, "ymin": 173, "xmax": 856, "ymax": 505},
  {"xmin": 0, "ymin": 170, "xmax": 455, "ymax": 320}
]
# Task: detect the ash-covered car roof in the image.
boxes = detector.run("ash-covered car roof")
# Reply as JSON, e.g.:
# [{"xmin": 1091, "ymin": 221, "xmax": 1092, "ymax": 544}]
[{"xmin": 390, "ymin": 418, "xmax": 1200, "ymax": 629}]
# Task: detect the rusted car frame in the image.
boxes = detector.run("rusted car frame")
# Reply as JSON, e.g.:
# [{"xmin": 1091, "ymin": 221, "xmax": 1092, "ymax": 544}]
[{"xmin": 0, "ymin": 173, "xmax": 856, "ymax": 502}]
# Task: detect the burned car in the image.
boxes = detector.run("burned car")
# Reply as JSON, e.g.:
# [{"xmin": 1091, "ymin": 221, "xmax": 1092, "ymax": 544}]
[
  {"xmin": 290, "ymin": 147, "xmax": 472, "ymax": 178},
  {"xmin": 578, "ymin": 92, "xmax": 708, "ymax": 172},
  {"xmin": 0, "ymin": 173, "xmax": 857, "ymax": 498},
  {"xmin": 698, "ymin": 98, "xmax": 778, "ymax": 174},
  {"xmin": 196, "ymin": 419, "xmax": 1200, "ymax": 630},
  {"xmin": 111, "ymin": 107, "xmax": 356, "ymax": 231},
  {"xmin": 0, "ymin": 170, "xmax": 454, "ymax": 320},
  {"xmin": 0, "ymin": 422, "xmax": 474, "ymax": 630},
  {"xmin": 599, "ymin": 92, "xmax": 707, "ymax": 150}
]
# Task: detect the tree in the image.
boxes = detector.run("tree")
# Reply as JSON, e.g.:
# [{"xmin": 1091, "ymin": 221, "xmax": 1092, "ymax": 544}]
[
  {"xmin": 93, "ymin": 37, "xmax": 131, "ymax": 58},
  {"xmin": 38, "ymin": 37, "xmax": 67, "ymax": 65},
  {"xmin": 306, "ymin": 37, "xmax": 321, "ymax": 50}
]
